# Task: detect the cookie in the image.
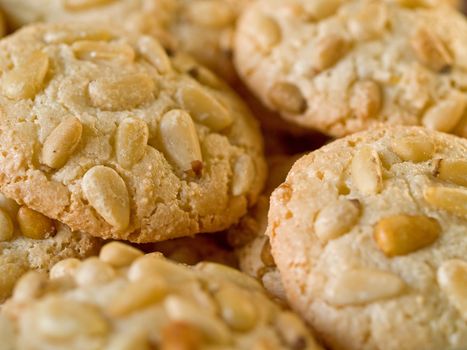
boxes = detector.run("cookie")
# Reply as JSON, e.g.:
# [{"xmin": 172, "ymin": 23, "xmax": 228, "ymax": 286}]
[
  {"xmin": 145, "ymin": 232, "xmax": 238, "ymax": 267},
  {"xmin": 0, "ymin": 23, "xmax": 266, "ymax": 242},
  {"xmin": 0, "ymin": 0, "xmax": 249, "ymax": 83},
  {"xmin": 0, "ymin": 193, "xmax": 100, "ymax": 302},
  {"xmin": 229, "ymin": 155, "xmax": 301, "ymax": 300},
  {"xmin": 0, "ymin": 241, "xmax": 323, "ymax": 350},
  {"xmin": 234, "ymin": 0, "xmax": 467, "ymax": 137},
  {"xmin": 267, "ymin": 126, "xmax": 467, "ymax": 350}
]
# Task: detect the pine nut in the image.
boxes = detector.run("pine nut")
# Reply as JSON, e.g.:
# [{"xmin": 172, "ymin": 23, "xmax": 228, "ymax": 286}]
[
  {"xmin": 138, "ymin": 36, "xmax": 172, "ymax": 74},
  {"xmin": 108, "ymin": 278, "xmax": 167, "ymax": 317},
  {"xmin": 312, "ymin": 34, "xmax": 348, "ymax": 71},
  {"xmin": 232, "ymin": 155, "xmax": 255, "ymax": 196},
  {"xmin": 196, "ymin": 262, "xmax": 263, "ymax": 291},
  {"xmin": 88, "ymin": 73, "xmax": 156, "ymax": 111},
  {"xmin": 115, "ymin": 118, "xmax": 149, "ymax": 168},
  {"xmin": 422, "ymin": 94, "xmax": 466, "ymax": 133},
  {"xmin": 437, "ymin": 260, "xmax": 467, "ymax": 320},
  {"xmin": 391, "ymin": 135, "xmax": 434, "ymax": 162},
  {"xmin": 99, "ymin": 241, "xmax": 144, "ymax": 267},
  {"xmin": 177, "ymin": 86, "xmax": 233, "ymax": 131},
  {"xmin": 72, "ymin": 40, "xmax": 135, "ymax": 63},
  {"xmin": 42, "ymin": 116, "xmax": 83, "ymax": 169},
  {"xmin": 268, "ymin": 82, "xmax": 307, "ymax": 114},
  {"xmin": 128, "ymin": 254, "xmax": 193, "ymax": 283},
  {"xmin": 17, "ymin": 206, "xmax": 55, "ymax": 240},
  {"xmin": 1, "ymin": 51, "xmax": 49, "ymax": 100},
  {"xmin": 74, "ymin": 257, "xmax": 116, "ymax": 286},
  {"xmin": 307, "ymin": 0, "xmax": 341, "ymax": 20},
  {"xmin": 314, "ymin": 199, "xmax": 360, "ymax": 243},
  {"xmin": 82, "ymin": 165, "xmax": 130, "ymax": 230},
  {"xmin": 374, "ymin": 215, "xmax": 441, "ymax": 256},
  {"xmin": 12, "ymin": 271, "xmax": 48, "ymax": 302},
  {"xmin": 187, "ymin": 1, "xmax": 235, "ymax": 27},
  {"xmin": 44, "ymin": 29, "xmax": 112, "ymax": 44},
  {"xmin": 424, "ymin": 186, "xmax": 467, "ymax": 218},
  {"xmin": 351, "ymin": 146, "xmax": 383, "ymax": 195},
  {"xmin": 436, "ymin": 159, "xmax": 467, "ymax": 186},
  {"xmin": 411, "ymin": 27, "xmax": 452, "ymax": 72},
  {"xmin": 50, "ymin": 258, "xmax": 81, "ymax": 279},
  {"xmin": 323, "ymin": 269, "xmax": 405, "ymax": 306},
  {"xmin": 164, "ymin": 296, "xmax": 231, "ymax": 344},
  {"xmin": 214, "ymin": 285, "xmax": 257, "ymax": 331},
  {"xmin": 159, "ymin": 109, "xmax": 203, "ymax": 172},
  {"xmin": 0, "ymin": 193, "xmax": 19, "ymax": 218},
  {"xmin": 350, "ymin": 80, "xmax": 382, "ymax": 120},
  {"xmin": 0, "ymin": 208, "xmax": 14, "ymax": 241},
  {"xmin": 31, "ymin": 297, "xmax": 109, "ymax": 340},
  {"xmin": 249, "ymin": 14, "xmax": 281, "ymax": 52}
]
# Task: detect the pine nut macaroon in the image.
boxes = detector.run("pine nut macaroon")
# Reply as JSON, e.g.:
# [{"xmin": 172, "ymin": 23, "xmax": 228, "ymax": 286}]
[
  {"xmin": 0, "ymin": 23, "xmax": 266, "ymax": 242},
  {"xmin": 0, "ymin": 0, "xmax": 250, "ymax": 84},
  {"xmin": 228, "ymin": 154, "xmax": 302, "ymax": 301},
  {"xmin": 267, "ymin": 126, "xmax": 467, "ymax": 350},
  {"xmin": 0, "ymin": 193, "xmax": 100, "ymax": 303},
  {"xmin": 234, "ymin": 0, "xmax": 467, "ymax": 138},
  {"xmin": 0, "ymin": 241, "xmax": 323, "ymax": 350}
]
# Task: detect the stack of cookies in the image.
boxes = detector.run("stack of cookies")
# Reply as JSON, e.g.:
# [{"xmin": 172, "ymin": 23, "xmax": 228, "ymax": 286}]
[{"xmin": 0, "ymin": 1, "xmax": 465, "ymax": 349}]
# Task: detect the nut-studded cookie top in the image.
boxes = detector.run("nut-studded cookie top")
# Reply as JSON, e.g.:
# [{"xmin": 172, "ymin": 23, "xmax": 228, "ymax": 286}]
[
  {"xmin": 0, "ymin": 23, "xmax": 266, "ymax": 242},
  {"xmin": 0, "ymin": 0, "xmax": 250, "ymax": 83},
  {"xmin": 267, "ymin": 127, "xmax": 467, "ymax": 350},
  {"xmin": 0, "ymin": 242, "xmax": 323, "ymax": 350},
  {"xmin": 0, "ymin": 193, "xmax": 100, "ymax": 302},
  {"xmin": 234, "ymin": 0, "xmax": 467, "ymax": 137}
]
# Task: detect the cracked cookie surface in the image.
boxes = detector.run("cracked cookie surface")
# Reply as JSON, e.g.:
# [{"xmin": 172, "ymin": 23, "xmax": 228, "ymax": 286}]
[
  {"xmin": 267, "ymin": 127, "xmax": 467, "ymax": 350},
  {"xmin": 0, "ymin": 193, "xmax": 100, "ymax": 303},
  {"xmin": 0, "ymin": 241, "xmax": 323, "ymax": 350},
  {"xmin": 0, "ymin": 0, "xmax": 250, "ymax": 83},
  {"xmin": 234, "ymin": 0, "xmax": 467, "ymax": 137},
  {"xmin": 0, "ymin": 23, "xmax": 266, "ymax": 242}
]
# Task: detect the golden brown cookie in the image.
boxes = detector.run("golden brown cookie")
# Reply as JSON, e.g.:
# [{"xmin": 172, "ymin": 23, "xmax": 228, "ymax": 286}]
[
  {"xmin": 268, "ymin": 126, "xmax": 467, "ymax": 350},
  {"xmin": 0, "ymin": 23, "xmax": 266, "ymax": 242},
  {"xmin": 235, "ymin": 0, "xmax": 467, "ymax": 137},
  {"xmin": 0, "ymin": 241, "xmax": 323, "ymax": 350},
  {"xmin": 0, "ymin": 0, "xmax": 250, "ymax": 83}
]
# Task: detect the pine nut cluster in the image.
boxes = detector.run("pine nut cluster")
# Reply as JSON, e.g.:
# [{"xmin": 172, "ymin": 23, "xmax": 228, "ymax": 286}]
[{"xmin": 0, "ymin": 242, "xmax": 322, "ymax": 350}]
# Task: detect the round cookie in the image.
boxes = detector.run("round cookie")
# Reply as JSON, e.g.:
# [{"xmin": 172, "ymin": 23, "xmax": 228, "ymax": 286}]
[
  {"xmin": 267, "ymin": 126, "xmax": 467, "ymax": 350},
  {"xmin": 229, "ymin": 155, "xmax": 301, "ymax": 300},
  {"xmin": 0, "ymin": 241, "xmax": 323, "ymax": 350},
  {"xmin": 0, "ymin": 23, "xmax": 266, "ymax": 242},
  {"xmin": 234, "ymin": 0, "xmax": 467, "ymax": 137},
  {"xmin": 0, "ymin": 193, "xmax": 100, "ymax": 302},
  {"xmin": 0, "ymin": 0, "xmax": 250, "ymax": 83}
]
